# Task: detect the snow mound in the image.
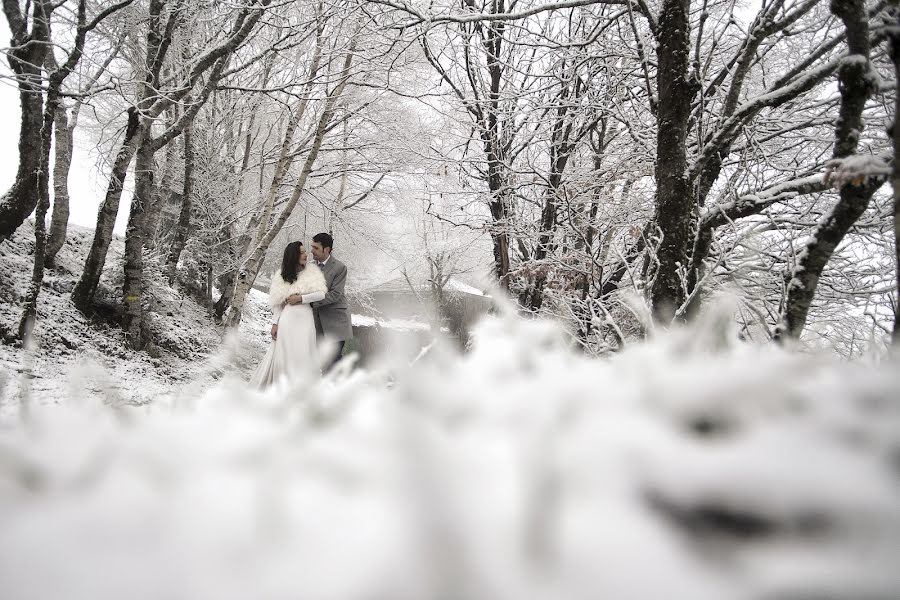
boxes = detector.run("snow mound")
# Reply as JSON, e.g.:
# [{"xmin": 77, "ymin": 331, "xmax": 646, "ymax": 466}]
[{"xmin": 0, "ymin": 316, "xmax": 899, "ymax": 600}]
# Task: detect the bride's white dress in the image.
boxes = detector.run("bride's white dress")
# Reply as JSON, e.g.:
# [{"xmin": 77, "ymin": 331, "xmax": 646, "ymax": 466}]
[{"xmin": 250, "ymin": 266, "xmax": 327, "ymax": 389}]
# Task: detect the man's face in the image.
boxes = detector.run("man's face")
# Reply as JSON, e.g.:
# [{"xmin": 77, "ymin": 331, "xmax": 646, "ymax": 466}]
[{"xmin": 311, "ymin": 241, "xmax": 328, "ymax": 262}]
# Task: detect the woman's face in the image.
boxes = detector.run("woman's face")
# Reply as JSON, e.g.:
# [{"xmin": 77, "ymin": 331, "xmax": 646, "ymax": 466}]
[{"xmin": 298, "ymin": 246, "xmax": 308, "ymax": 266}]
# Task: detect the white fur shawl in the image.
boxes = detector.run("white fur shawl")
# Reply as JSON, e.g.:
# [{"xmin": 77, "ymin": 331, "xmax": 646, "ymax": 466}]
[{"xmin": 268, "ymin": 265, "xmax": 327, "ymax": 309}]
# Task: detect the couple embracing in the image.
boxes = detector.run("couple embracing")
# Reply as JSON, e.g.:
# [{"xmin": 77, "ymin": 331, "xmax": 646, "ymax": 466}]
[{"xmin": 250, "ymin": 233, "xmax": 352, "ymax": 388}]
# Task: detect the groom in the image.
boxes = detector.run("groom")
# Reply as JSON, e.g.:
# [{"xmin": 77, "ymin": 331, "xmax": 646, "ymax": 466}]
[{"xmin": 310, "ymin": 233, "xmax": 352, "ymax": 368}]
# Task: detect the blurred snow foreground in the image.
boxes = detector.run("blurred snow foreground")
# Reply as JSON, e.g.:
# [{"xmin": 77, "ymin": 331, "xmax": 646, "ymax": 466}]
[{"xmin": 1, "ymin": 313, "xmax": 899, "ymax": 600}]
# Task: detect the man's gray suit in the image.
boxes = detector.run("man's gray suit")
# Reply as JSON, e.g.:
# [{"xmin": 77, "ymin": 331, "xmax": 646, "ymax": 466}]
[{"xmin": 312, "ymin": 256, "xmax": 352, "ymax": 342}]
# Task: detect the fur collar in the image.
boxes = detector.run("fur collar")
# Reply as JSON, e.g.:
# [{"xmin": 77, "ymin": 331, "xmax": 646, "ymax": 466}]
[{"xmin": 268, "ymin": 265, "xmax": 327, "ymax": 308}]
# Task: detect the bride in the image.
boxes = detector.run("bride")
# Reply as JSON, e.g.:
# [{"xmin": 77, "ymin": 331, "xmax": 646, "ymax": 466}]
[{"xmin": 250, "ymin": 241, "xmax": 328, "ymax": 388}]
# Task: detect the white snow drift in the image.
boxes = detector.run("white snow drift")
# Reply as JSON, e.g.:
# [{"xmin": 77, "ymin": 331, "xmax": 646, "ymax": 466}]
[{"xmin": 1, "ymin": 315, "xmax": 898, "ymax": 600}]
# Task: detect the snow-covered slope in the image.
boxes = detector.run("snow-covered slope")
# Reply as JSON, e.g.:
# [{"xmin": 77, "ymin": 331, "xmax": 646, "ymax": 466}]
[
  {"xmin": 0, "ymin": 220, "xmax": 271, "ymax": 411},
  {"xmin": 0, "ymin": 306, "xmax": 898, "ymax": 599}
]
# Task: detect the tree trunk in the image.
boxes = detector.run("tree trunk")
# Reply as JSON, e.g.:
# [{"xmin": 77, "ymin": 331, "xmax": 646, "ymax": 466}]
[
  {"xmin": 486, "ymin": 150, "xmax": 511, "ymax": 290},
  {"xmin": 72, "ymin": 108, "xmax": 143, "ymax": 310},
  {"xmin": 574, "ymin": 144, "xmax": 611, "ymax": 346},
  {"xmin": 0, "ymin": 65, "xmax": 46, "ymax": 243},
  {"xmin": 206, "ymin": 249, "xmax": 215, "ymax": 317},
  {"xmin": 143, "ymin": 108, "xmax": 179, "ymax": 249},
  {"xmin": 0, "ymin": 0, "xmax": 53, "ymax": 243},
  {"xmin": 523, "ymin": 104, "xmax": 574, "ymax": 312},
  {"xmin": 122, "ymin": 141, "xmax": 157, "ymax": 349},
  {"xmin": 484, "ymin": 14, "xmax": 511, "ymax": 291},
  {"xmin": 885, "ymin": 7, "xmax": 900, "ymax": 345},
  {"xmin": 775, "ymin": 0, "xmax": 879, "ymax": 342},
  {"xmin": 18, "ymin": 92, "xmax": 57, "ymax": 340},
  {"xmin": 575, "ymin": 196, "xmax": 600, "ymax": 347},
  {"xmin": 166, "ymin": 122, "xmax": 194, "ymax": 283},
  {"xmin": 45, "ymin": 104, "xmax": 74, "ymax": 267},
  {"xmin": 207, "ymin": 14, "xmax": 315, "ymax": 322},
  {"xmin": 649, "ymin": 0, "xmax": 694, "ymax": 324},
  {"xmin": 214, "ymin": 271, "xmax": 236, "ymax": 320}
]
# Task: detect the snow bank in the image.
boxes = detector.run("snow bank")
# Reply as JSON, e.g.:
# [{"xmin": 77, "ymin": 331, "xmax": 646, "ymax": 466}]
[
  {"xmin": 352, "ymin": 313, "xmax": 432, "ymax": 331},
  {"xmin": 1, "ymin": 315, "xmax": 899, "ymax": 600}
]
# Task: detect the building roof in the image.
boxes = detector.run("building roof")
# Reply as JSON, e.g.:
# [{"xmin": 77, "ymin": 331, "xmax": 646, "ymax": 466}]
[
  {"xmin": 366, "ymin": 276, "xmax": 487, "ymax": 297},
  {"xmin": 352, "ymin": 314, "xmax": 440, "ymax": 331}
]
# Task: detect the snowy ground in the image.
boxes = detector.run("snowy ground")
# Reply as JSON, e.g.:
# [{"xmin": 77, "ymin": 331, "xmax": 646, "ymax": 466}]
[
  {"xmin": 1, "ymin": 223, "xmax": 899, "ymax": 600},
  {"xmin": 0, "ymin": 221, "xmax": 271, "ymax": 415}
]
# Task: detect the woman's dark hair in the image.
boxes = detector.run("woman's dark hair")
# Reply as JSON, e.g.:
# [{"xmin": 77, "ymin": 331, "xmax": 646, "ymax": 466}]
[{"xmin": 280, "ymin": 241, "xmax": 304, "ymax": 283}]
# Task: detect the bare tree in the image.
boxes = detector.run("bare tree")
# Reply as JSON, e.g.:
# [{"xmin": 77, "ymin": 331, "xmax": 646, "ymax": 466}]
[
  {"xmin": 165, "ymin": 120, "xmax": 193, "ymax": 283},
  {"xmin": 224, "ymin": 28, "xmax": 360, "ymax": 327},
  {"xmin": 66, "ymin": 0, "xmax": 272, "ymax": 349},
  {"xmin": 10, "ymin": 0, "xmax": 134, "ymax": 341},
  {"xmin": 775, "ymin": 0, "xmax": 887, "ymax": 341},
  {"xmin": 45, "ymin": 29, "xmax": 128, "ymax": 267}
]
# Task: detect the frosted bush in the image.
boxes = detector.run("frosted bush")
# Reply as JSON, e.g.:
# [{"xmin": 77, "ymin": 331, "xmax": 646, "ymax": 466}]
[{"xmin": 1, "ymin": 315, "xmax": 899, "ymax": 600}]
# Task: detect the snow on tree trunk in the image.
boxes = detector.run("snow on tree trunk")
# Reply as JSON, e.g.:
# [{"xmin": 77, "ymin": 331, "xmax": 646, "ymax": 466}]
[
  {"xmin": 45, "ymin": 104, "xmax": 74, "ymax": 268},
  {"xmin": 18, "ymin": 87, "xmax": 56, "ymax": 341},
  {"xmin": 0, "ymin": 92, "xmax": 43, "ymax": 238},
  {"xmin": 485, "ymin": 152, "xmax": 511, "ymax": 291},
  {"xmin": 888, "ymin": 8, "xmax": 900, "ymax": 345},
  {"xmin": 72, "ymin": 109, "xmax": 143, "ymax": 311},
  {"xmin": 522, "ymin": 91, "xmax": 577, "ymax": 312},
  {"xmin": 123, "ymin": 143, "xmax": 157, "ymax": 349},
  {"xmin": 649, "ymin": 0, "xmax": 694, "ymax": 324},
  {"xmin": 681, "ymin": 1, "xmax": 835, "ymax": 320},
  {"xmin": 0, "ymin": 9, "xmax": 48, "ymax": 243},
  {"xmin": 166, "ymin": 122, "xmax": 194, "ymax": 284},
  {"xmin": 143, "ymin": 109, "xmax": 180, "ymax": 250},
  {"xmin": 484, "ymin": 16, "xmax": 511, "ymax": 291},
  {"xmin": 775, "ymin": 0, "xmax": 882, "ymax": 342}
]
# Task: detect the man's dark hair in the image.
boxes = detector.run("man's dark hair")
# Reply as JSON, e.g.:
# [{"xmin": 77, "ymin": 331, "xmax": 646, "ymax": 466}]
[
  {"xmin": 313, "ymin": 232, "xmax": 333, "ymax": 251},
  {"xmin": 280, "ymin": 241, "xmax": 303, "ymax": 283}
]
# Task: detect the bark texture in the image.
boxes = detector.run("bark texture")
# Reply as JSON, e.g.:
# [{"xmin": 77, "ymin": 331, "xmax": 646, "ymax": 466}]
[
  {"xmin": 18, "ymin": 87, "xmax": 54, "ymax": 340},
  {"xmin": 45, "ymin": 104, "xmax": 74, "ymax": 267},
  {"xmin": 775, "ymin": 0, "xmax": 882, "ymax": 342},
  {"xmin": 649, "ymin": 0, "xmax": 694, "ymax": 323},
  {"xmin": 483, "ymin": 12, "xmax": 512, "ymax": 289},
  {"xmin": 143, "ymin": 112, "xmax": 179, "ymax": 249},
  {"xmin": 887, "ymin": 7, "xmax": 900, "ymax": 345},
  {"xmin": 521, "ymin": 78, "xmax": 578, "ymax": 312},
  {"xmin": 0, "ymin": 1, "xmax": 51, "ymax": 243},
  {"xmin": 123, "ymin": 144, "xmax": 156, "ymax": 347},
  {"xmin": 166, "ymin": 123, "xmax": 194, "ymax": 283}
]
